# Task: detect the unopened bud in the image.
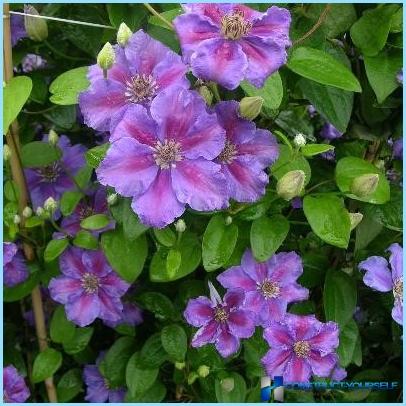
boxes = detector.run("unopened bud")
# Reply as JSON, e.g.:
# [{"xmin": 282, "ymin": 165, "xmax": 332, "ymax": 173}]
[
  {"xmin": 294, "ymin": 133, "xmax": 306, "ymax": 147},
  {"xmin": 239, "ymin": 96, "xmax": 263, "ymax": 120},
  {"xmin": 350, "ymin": 173, "xmax": 379, "ymax": 198},
  {"xmin": 97, "ymin": 42, "xmax": 115, "ymax": 75},
  {"xmin": 107, "ymin": 193, "xmax": 118, "ymax": 206},
  {"xmin": 225, "ymin": 216, "xmax": 233, "ymax": 225},
  {"xmin": 175, "ymin": 219, "xmax": 186, "ymax": 233},
  {"xmin": 44, "ymin": 197, "xmax": 58, "ymax": 213},
  {"xmin": 24, "ymin": 5, "xmax": 48, "ymax": 42},
  {"xmin": 175, "ymin": 361, "xmax": 185, "ymax": 370},
  {"xmin": 197, "ymin": 365, "xmax": 210, "ymax": 378},
  {"xmin": 117, "ymin": 22, "xmax": 132, "ymax": 47},
  {"xmin": 221, "ymin": 377, "xmax": 235, "ymax": 392},
  {"xmin": 3, "ymin": 145, "xmax": 11, "ymax": 161},
  {"xmin": 198, "ymin": 86, "xmax": 213, "ymax": 106},
  {"xmin": 13, "ymin": 214, "xmax": 21, "ymax": 225},
  {"xmin": 276, "ymin": 170, "xmax": 306, "ymax": 200},
  {"xmin": 48, "ymin": 129, "xmax": 59, "ymax": 146},
  {"xmin": 349, "ymin": 212, "xmax": 363, "ymax": 231},
  {"xmin": 187, "ymin": 372, "xmax": 199, "ymax": 385},
  {"xmin": 36, "ymin": 207, "xmax": 45, "ymax": 217},
  {"xmin": 22, "ymin": 206, "xmax": 33, "ymax": 218}
]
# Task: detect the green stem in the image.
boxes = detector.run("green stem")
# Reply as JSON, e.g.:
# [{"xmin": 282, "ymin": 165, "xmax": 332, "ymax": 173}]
[
  {"xmin": 143, "ymin": 3, "xmax": 174, "ymax": 30},
  {"xmin": 306, "ymin": 179, "xmax": 335, "ymax": 194},
  {"xmin": 209, "ymin": 82, "xmax": 221, "ymax": 102},
  {"xmin": 22, "ymin": 105, "xmax": 58, "ymax": 115}
]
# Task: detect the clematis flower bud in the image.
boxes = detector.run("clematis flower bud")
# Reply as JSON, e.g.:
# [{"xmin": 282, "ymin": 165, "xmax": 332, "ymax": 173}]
[
  {"xmin": 175, "ymin": 219, "xmax": 186, "ymax": 233},
  {"xmin": 107, "ymin": 193, "xmax": 118, "ymax": 206},
  {"xmin": 97, "ymin": 42, "xmax": 115, "ymax": 77},
  {"xmin": 197, "ymin": 365, "xmax": 210, "ymax": 378},
  {"xmin": 24, "ymin": 5, "xmax": 48, "ymax": 42},
  {"xmin": 239, "ymin": 96, "xmax": 263, "ymax": 121},
  {"xmin": 221, "ymin": 377, "xmax": 235, "ymax": 392},
  {"xmin": 175, "ymin": 361, "xmax": 185, "ymax": 370},
  {"xmin": 3, "ymin": 145, "xmax": 11, "ymax": 162},
  {"xmin": 48, "ymin": 129, "xmax": 59, "ymax": 146},
  {"xmin": 276, "ymin": 170, "xmax": 305, "ymax": 200},
  {"xmin": 36, "ymin": 207, "xmax": 45, "ymax": 217},
  {"xmin": 13, "ymin": 214, "xmax": 21, "ymax": 225},
  {"xmin": 197, "ymin": 86, "xmax": 213, "ymax": 106},
  {"xmin": 22, "ymin": 206, "xmax": 33, "ymax": 218},
  {"xmin": 44, "ymin": 197, "xmax": 58, "ymax": 213},
  {"xmin": 225, "ymin": 216, "xmax": 233, "ymax": 225},
  {"xmin": 117, "ymin": 22, "xmax": 132, "ymax": 47},
  {"xmin": 349, "ymin": 212, "xmax": 363, "ymax": 230},
  {"xmin": 294, "ymin": 133, "xmax": 306, "ymax": 147},
  {"xmin": 187, "ymin": 372, "xmax": 199, "ymax": 385},
  {"xmin": 350, "ymin": 173, "xmax": 379, "ymax": 198}
]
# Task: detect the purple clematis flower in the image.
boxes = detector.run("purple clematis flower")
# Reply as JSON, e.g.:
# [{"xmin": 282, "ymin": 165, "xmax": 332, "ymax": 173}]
[
  {"xmin": 392, "ymin": 138, "xmax": 403, "ymax": 160},
  {"xmin": 11, "ymin": 14, "xmax": 26, "ymax": 47},
  {"xmin": 320, "ymin": 123, "xmax": 342, "ymax": 140},
  {"xmin": 261, "ymin": 314, "xmax": 340, "ymax": 382},
  {"xmin": 97, "ymin": 87, "xmax": 227, "ymax": 228},
  {"xmin": 21, "ymin": 53, "xmax": 47, "ymax": 73},
  {"xmin": 291, "ymin": 196, "xmax": 302, "ymax": 209},
  {"xmin": 174, "ymin": 3, "xmax": 291, "ymax": 89},
  {"xmin": 217, "ymin": 250, "xmax": 308, "ymax": 327},
  {"xmin": 396, "ymin": 68, "xmax": 403, "ymax": 85},
  {"xmin": 184, "ymin": 282, "xmax": 255, "ymax": 357},
  {"xmin": 214, "ymin": 101, "xmax": 279, "ymax": 202},
  {"xmin": 358, "ymin": 243, "xmax": 403, "ymax": 325},
  {"xmin": 79, "ymin": 29, "xmax": 189, "ymax": 132},
  {"xmin": 320, "ymin": 149, "xmax": 336, "ymax": 162},
  {"xmin": 3, "ymin": 242, "xmax": 29, "ymax": 287},
  {"xmin": 24, "ymin": 135, "xmax": 87, "ymax": 214},
  {"xmin": 49, "ymin": 247, "xmax": 130, "ymax": 327},
  {"xmin": 103, "ymin": 302, "xmax": 143, "ymax": 328},
  {"xmin": 3, "ymin": 365, "xmax": 30, "ymax": 403},
  {"xmin": 84, "ymin": 353, "xmax": 126, "ymax": 402}
]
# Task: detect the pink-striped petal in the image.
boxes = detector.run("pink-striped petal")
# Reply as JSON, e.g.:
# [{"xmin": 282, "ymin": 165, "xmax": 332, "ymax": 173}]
[
  {"xmin": 261, "ymin": 349, "xmax": 291, "ymax": 377},
  {"xmin": 48, "ymin": 277, "xmax": 83, "ymax": 304},
  {"xmin": 263, "ymin": 322, "xmax": 293, "ymax": 347},
  {"xmin": 215, "ymin": 328, "xmax": 240, "ymax": 357},
  {"xmin": 284, "ymin": 356, "xmax": 312, "ymax": 383},
  {"xmin": 191, "ymin": 320, "xmax": 218, "ymax": 347},
  {"xmin": 217, "ymin": 266, "xmax": 257, "ymax": 290},
  {"xmin": 359, "ymin": 256, "xmax": 393, "ymax": 292},
  {"xmin": 184, "ymin": 297, "xmax": 215, "ymax": 327},
  {"xmin": 65, "ymin": 293, "xmax": 100, "ymax": 327},
  {"xmin": 227, "ymin": 310, "xmax": 255, "ymax": 338}
]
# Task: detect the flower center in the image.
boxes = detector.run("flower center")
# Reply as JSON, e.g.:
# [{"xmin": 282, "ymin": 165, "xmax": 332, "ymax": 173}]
[
  {"xmin": 293, "ymin": 340, "xmax": 311, "ymax": 358},
  {"xmin": 214, "ymin": 307, "xmax": 229, "ymax": 323},
  {"xmin": 220, "ymin": 11, "xmax": 252, "ymax": 40},
  {"xmin": 218, "ymin": 140, "xmax": 238, "ymax": 164},
  {"xmin": 81, "ymin": 272, "xmax": 100, "ymax": 294},
  {"xmin": 258, "ymin": 280, "xmax": 281, "ymax": 299},
  {"xmin": 37, "ymin": 162, "xmax": 61, "ymax": 183},
  {"xmin": 78, "ymin": 205, "xmax": 94, "ymax": 220},
  {"xmin": 152, "ymin": 139, "xmax": 182, "ymax": 169},
  {"xmin": 393, "ymin": 278, "xmax": 403, "ymax": 301},
  {"xmin": 125, "ymin": 74, "xmax": 159, "ymax": 103}
]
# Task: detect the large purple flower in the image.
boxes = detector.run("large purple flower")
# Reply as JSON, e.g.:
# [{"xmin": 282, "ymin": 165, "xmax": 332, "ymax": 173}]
[
  {"xmin": 97, "ymin": 87, "xmax": 227, "ymax": 228},
  {"xmin": 392, "ymin": 138, "xmax": 403, "ymax": 160},
  {"xmin": 359, "ymin": 243, "xmax": 403, "ymax": 325},
  {"xmin": 11, "ymin": 14, "xmax": 26, "ymax": 47},
  {"xmin": 103, "ymin": 302, "xmax": 143, "ymax": 328},
  {"xmin": 79, "ymin": 29, "xmax": 189, "ymax": 132},
  {"xmin": 84, "ymin": 353, "xmax": 125, "ymax": 402},
  {"xmin": 214, "ymin": 101, "xmax": 279, "ymax": 202},
  {"xmin": 174, "ymin": 4, "xmax": 291, "ymax": 89},
  {"xmin": 184, "ymin": 283, "xmax": 255, "ymax": 357},
  {"xmin": 3, "ymin": 365, "xmax": 30, "ymax": 403},
  {"xmin": 261, "ymin": 314, "xmax": 340, "ymax": 382},
  {"xmin": 24, "ymin": 135, "xmax": 86, "ymax": 213},
  {"xmin": 48, "ymin": 247, "xmax": 130, "ymax": 327},
  {"xmin": 217, "ymin": 250, "xmax": 308, "ymax": 327},
  {"xmin": 3, "ymin": 242, "xmax": 28, "ymax": 287}
]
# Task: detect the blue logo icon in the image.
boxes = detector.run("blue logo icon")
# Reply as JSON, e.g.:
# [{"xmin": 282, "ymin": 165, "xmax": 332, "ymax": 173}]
[{"xmin": 261, "ymin": 376, "xmax": 284, "ymax": 402}]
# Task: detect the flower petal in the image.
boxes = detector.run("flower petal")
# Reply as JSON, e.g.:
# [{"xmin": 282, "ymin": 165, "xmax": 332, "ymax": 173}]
[
  {"xmin": 244, "ymin": 290, "xmax": 266, "ymax": 315},
  {"xmin": 286, "ymin": 314, "xmax": 320, "ymax": 341},
  {"xmin": 97, "ymin": 289, "xmax": 124, "ymax": 323},
  {"xmin": 217, "ymin": 266, "xmax": 257, "ymax": 290},
  {"xmin": 184, "ymin": 297, "xmax": 215, "ymax": 327},
  {"xmin": 263, "ymin": 322, "xmax": 293, "ymax": 347},
  {"xmin": 308, "ymin": 321, "xmax": 339, "ymax": 354},
  {"xmin": 387, "ymin": 243, "xmax": 403, "ymax": 281},
  {"xmin": 260, "ymin": 298, "xmax": 287, "ymax": 326},
  {"xmin": 65, "ymin": 293, "xmax": 100, "ymax": 327},
  {"xmin": 266, "ymin": 251, "xmax": 304, "ymax": 286},
  {"xmin": 224, "ymin": 289, "xmax": 245, "ymax": 309},
  {"xmin": 191, "ymin": 320, "xmax": 218, "ymax": 347},
  {"xmin": 215, "ymin": 328, "xmax": 240, "ymax": 357},
  {"xmin": 261, "ymin": 349, "xmax": 291, "ymax": 377},
  {"xmin": 309, "ymin": 352, "xmax": 337, "ymax": 378},
  {"xmin": 60, "ymin": 246, "xmax": 87, "ymax": 278},
  {"xmin": 227, "ymin": 310, "xmax": 255, "ymax": 338},
  {"xmin": 99, "ymin": 272, "xmax": 130, "ymax": 298},
  {"xmin": 81, "ymin": 250, "xmax": 111, "ymax": 278},
  {"xmin": 359, "ymin": 256, "xmax": 393, "ymax": 292},
  {"xmin": 281, "ymin": 283, "xmax": 309, "ymax": 303},
  {"xmin": 241, "ymin": 249, "xmax": 268, "ymax": 283},
  {"xmin": 182, "ymin": 4, "xmax": 228, "ymax": 25},
  {"xmin": 392, "ymin": 301, "xmax": 403, "ymax": 326},
  {"xmin": 284, "ymin": 356, "xmax": 312, "ymax": 383},
  {"xmin": 48, "ymin": 277, "xmax": 83, "ymax": 304},
  {"xmin": 152, "ymin": 51, "xmax": 190, "ymax": 90}
]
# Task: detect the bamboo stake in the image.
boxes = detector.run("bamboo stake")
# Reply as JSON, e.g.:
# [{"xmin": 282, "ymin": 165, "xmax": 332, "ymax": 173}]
[{"xmin": 3, "ymin": 4, "xmax": 58, "ymax": 402}]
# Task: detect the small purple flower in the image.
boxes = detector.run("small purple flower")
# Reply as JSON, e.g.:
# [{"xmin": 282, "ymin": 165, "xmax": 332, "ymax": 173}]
[
  {"xmin": 307, "ymin": 105, "xmax": 316, "ymax": 118},
  {"xmin": 320, "ymin": 123, "xmax": 342, "ymax": 140},
  {"xmin": 174, "ymin": 4, "xmax": 291, "ymax": 89},
  {"xmin": 392, "ymin": 138, "xmax": 403, "ymax": 160},
  {"xmin": 103, "ymin": 302, "xmax": 143, "ymax": 328},
  {"xmin": 396, "ymin": 69, "xmax": 403, "ymax": 85},
  {"xmin": 184, "ymin": 282, "xmax": 255, "ymax": 357},
  {"xmin": 48, "ymin": 247, "xmax": 130, "ymax": 327},
  {"xmin": 21, "ymin": 53, "xmax": 47, "ymax": 73},
  {"xmin": 11, "ymin": 14, "xmax": 26, "ymax": 47},
  {"xmin": 291, "ymin": 197, "xmax": 302, "ymax": 209},
  {"xmin": 214, "ymin": 101, "xmax": 279, "ymax": 202},
  {"xmin": 217, "ymin": 250, "xmax": 308, "ymax": 327},
  {"xmin": 331, "ymin": 364, "xmax": 347, "ymax": 381},
  {"xmin": 3, "ymin": 242, "xmax": 28, "ymax": 287},
  {"xmin": 24, "ymin": 135, "xmax": 87, "ymax": 213},
  {"xmin": 261, "ymin": 314, "xmax": 340, "ymax": 382},
  {"xmin": 3, "ymin": 365, "xmax": 30, "ymax": 403},
  {"xmin": 84, "ymin": 353, "xmax": 126, "ymax": 402},
  {"xmin": 97, "ymin": 87, "xmax": 227, "ymax": 228},
  {"xmin": 79, "ymin": 29, "xmax": 189, "ymax": 132},
  {"xmin": 320, "ymin": 149, "xmax": 336, "ymax": 162},
  {"xmin": 359, "ymin": 243, "xmax": 403, "ymax": 325}
]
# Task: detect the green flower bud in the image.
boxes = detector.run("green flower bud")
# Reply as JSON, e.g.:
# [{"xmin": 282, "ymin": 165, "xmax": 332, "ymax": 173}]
[
  {"xmin": 24, "ymin": 5, "xmax": 48, "ymax": 42},
  {"xmin": 107, "ymin": 193, "xmax": 118, "ymax": 206},
  {"xmin": 13, "ymin": 214, "xmax": 21, "ymax": 225},
  {"xmin": 350, "ymin": 173, "xmax": 379, "ymax": 198},
  {"xmin": 225, "ymin": 216, "xmax": 233, "ymax": 225},
  {"xmin": 175, "ymin": 219, "xmax": 186, "ymax": 233},
  {"xmin": 349, "ymin": 212, "xmax": 363, "ymax": 231},
  {"xmin": 44, "ymin": 197, "xmax": 58, "ymax": 213},
  {"xmin": 294, "ymin": 133, "xmax": 306, "ymax": 147},
  {"xmin": 174, "ymin": 361, "xmax": 185, "ymax": 370},
  {"xmin": 48, "ymin": 129, "xmax": 59, "ymax": 146},
  {"xmin": 220, "ymin": 377, "xmax": 235, "ymax": 392},
  {"xmin": 117, "ymin": 22, "xmax": 132, "ymax": 47},
  {"xmin": 97, "ymin": 42, "xmax": 115, "ymax": 74},
  {"xmin": 198, "ymin": 86, "xmax": 213, "ymax": 106},
  {"xmin": 197, "ymin": 365, "xmax": 210, "ymax": 378},
  {"xmin": 36, "ymin": 207, "xmax": 45, "ymax": 217},
  {"xmin": 239, "ymin": 96, "xmax": 263, "ymax": 120},
  {"xmin": 276, "ymin": 170, "xmax": 306, "ymax": 200},
  {"xmin": 22, "ymin": 206, "xmax": 33, "ymax": 218},
  {"xmin": 3, "ymin": 145, "xmax": 12, "ymax": 162},
  {"xmin": 187, "ymin": 372, "xmax": 199, "ymax": 385}
]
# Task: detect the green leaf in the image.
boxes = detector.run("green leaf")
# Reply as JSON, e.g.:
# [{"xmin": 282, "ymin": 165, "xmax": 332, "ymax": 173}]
[
  {"xmin": 60, "ymin": 191, "xmax": 83, "ymax": 216},
  {"xmin": 74, "ymin": 165, "xmax": 93, "ymax": 189},
  {"xmin": 147, "ymin": 25, "xmax": 180, "ymax": 52},
  {"xmin": 139, "ymin": 333, "xmax": 168, "ymax": 368},
  {"xmin": 4, "ymin": 180, "xmax": 19, "ymax": 202},
  {"xmin": 153, "ymin": 227, "xmax": 176, "ymax": 247},
  {"xmin": 57, "ymin": 369, "xmax": 83, "ymax": 402},
  {"xmin": 337, "ymin": 318, "xmax": 361, "ymax": 367},
  {"xmin": 324, "ymin": 269, "xmax": 357, "ymax": 327},
  {"xmin": 288, "ymin": 47, "xmax": 361, "ymax": 92},
  {"xmin": 49, "ymin": 67, "xmax": 89, "ymax": 105},
  {"xmin": 350, "ymin": 5, "xmax": 398, "ymax": 56},
  {"xmin": 50, "ymin": 306, "xmax": 76, "ymax": 344},
  {"xmin": 271, "ymin": 145, "xmax": 311, "ymax": 186},
  {"xmin": 3, "ymin": 76, "xmax": 32, "ymax": 134},
  {"xmin": 250, "ymin": 215, "xmax": 289, "ymax": 262},
  {"xmin": 138, "ymin": 292, "xmax": 176, "ymax": 320},
  {"xmin": 4, "ymin": 271, "xmax": 40, "ymax": 302},
  {"xmin": 303, "ymin": 195, "xmax": 351, "ymax": 248},
  {"xmin": 240, "ymin": 72, "xmax": 283, "ymax": 110},
  {"xmin": 101, "ymin": 227, "xmax": 147, "ymax": 282},
  {"xmin": 62, "ymin": 327, "xmax": 94, "ymax": 355},
  {"xmin": 149, "ymin": 8, "xmax": 182, "ymax": 29},
  {"xmin": 166, "ymin": 249, "xmax": 182, "ymax": 277},
  {"xmin": 44, "ymin": 105, "xmax": 76, "ymax": 130},
  {"xmin": 301, "ymin": 144, "xmax": 335, "ymax": 157},
  {"xmin": 80, "ymin": 214, "xmax": 110, "ymax": 230},
  {"xmin": 215, "ymin": 372, "xmax": 247, "ymax": 402},
  {"xmin": 85, "ymin": 143, "xmax": 109, "ymax": 169},
  {"xmin": 161, "ymin": 324, "xmax": 187, "ymax": 362},
  {"xmin": 32, "ymin": 348, "xmax": 62, "ymax": 383},
  {"xmin": 298, "ymin": 79, "xmax": 353, "ymax": 133},
  {"xmin": 126, "ymin": 352, "xmax": 158, "ymax": 397},
  {"xmin": 107, "ymin": 4, "xmax": 148, "ymax": 30},
  {"xmin": 21, "ymin": 142, "xmax": 61, "ymax": 168},
  {"xmin": 364, "ymin": 50, "xmax": 402, "ymax": 103},
  {"xmin": 25, "ymin": 216, "xmax": 44, "ymax": 228},
  {"xmin": 125, "ymin": 379, "xmax": 166, "ymax": 402},
  {"xmin": 72, "ymin": 230, "xmax": 99, "ymax": 250},
  {"xmin": 44, "ymin": 238, "xmax": 69, "ymax": 262},
  {"xmin": 202, "ymin": 215, "xmax": 239, "ymax": 271},
  {"xmin": 99, "ymin": 337, "xmax": 135, "ymax": 388},
  {"xmin": 335, "ymin": 157, "xmax": 390, "ymax": 204}
]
